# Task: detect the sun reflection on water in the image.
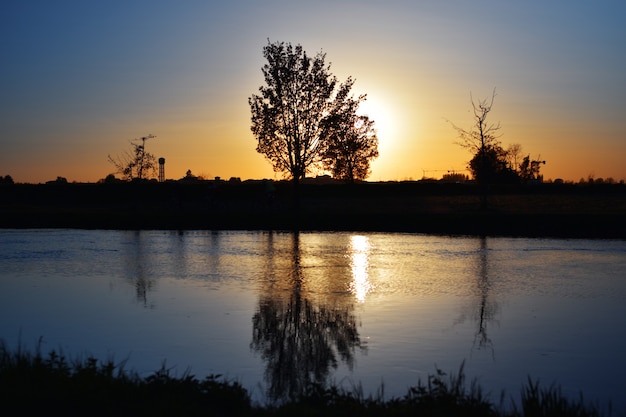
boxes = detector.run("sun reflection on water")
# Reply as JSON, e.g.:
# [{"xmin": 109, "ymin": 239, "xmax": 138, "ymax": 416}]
[{"xmin": 348, "ymin": 235, "xmax": 374, "ymax": 302}]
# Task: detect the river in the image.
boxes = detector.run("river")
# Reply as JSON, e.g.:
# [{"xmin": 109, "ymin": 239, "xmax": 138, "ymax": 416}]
[{"xmin": 1, "ymin": 229, "xmax": 624, "ymax": 410}]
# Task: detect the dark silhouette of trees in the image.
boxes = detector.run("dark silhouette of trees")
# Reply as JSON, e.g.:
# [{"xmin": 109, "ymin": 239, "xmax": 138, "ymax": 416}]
[
  {"xmin": 321, "ymin": 80, "xmax": 378, "ymax": 182},
  {"xmin": 102, "ymin": 174, "xmax": 119, "ymax": 184},
  {"xmin": 466, "ymin": 144, "xmax": 545, "ymax": 184},
  {"xmin": 450, "ymin": 90, "xmax": 547, "ymax": 198},
  {"xmin": 505, "ymin": 143, "xmax": 523, "ymax": 172},
  {"xmin": 249, "ymin": 41, "xmax": 335, "ymax": 188},
  {"xmin": 441, "ymin": 172, "xmax": 469, "ymax": 183},
  {"xmin": 450, "ymin": 89, "xmax": 501, "ymax": 164},
  {"xmin": 1, "ymin": 175, "xmax": 14, "ymax": 185},
  {"xmin": 249, "ymin": 41, "xmax": 374, "ymax": 194},
  {"xmin": 467, "ymin": 144, "xmax": 517, "ymax": 184},
  {"xmin": 46, "ymin": 176, "xmax": 68, "ymax": 184},
  {"xmin": 181, "ymin": 169, "xmax": 199, "ymax": 181},
  {"xmin": 518, "ymin": 155, "xmax": 546, "ymax": 182},
  {"xmin": 108, "ymin": 134, "xmax": 157, "ymax": 181},
  {"xmin": 449, "ymin": 89, "xmax": 501, "ymax": 205}
]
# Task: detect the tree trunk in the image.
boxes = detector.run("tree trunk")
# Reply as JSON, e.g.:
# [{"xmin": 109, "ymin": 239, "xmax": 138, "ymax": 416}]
[{"xmin": 291, "ymin": 176, "xmax": 301, "ymax": 224}]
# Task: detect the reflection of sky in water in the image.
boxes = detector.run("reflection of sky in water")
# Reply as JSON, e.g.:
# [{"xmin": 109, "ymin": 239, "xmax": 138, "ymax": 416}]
[
  {"xmin": 1, "ymin": 230, "xmax": 626, "ymax": 411},
  {"xmin": 348, "ymin": 235, "xmax": 373, "ymax": 303}
]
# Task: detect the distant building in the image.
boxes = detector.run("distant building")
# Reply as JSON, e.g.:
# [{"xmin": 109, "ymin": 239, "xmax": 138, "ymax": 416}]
[{"xmin": 158, "ymin": 158, "xmax": 165, "ymax": 182}]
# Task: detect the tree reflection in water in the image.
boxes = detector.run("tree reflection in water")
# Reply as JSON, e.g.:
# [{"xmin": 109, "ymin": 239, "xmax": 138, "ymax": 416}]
[
  {"xmin": 472, "ymin": 237, "xmax": 498, "ymax": 354},
  {"xmin": 124, "ymin": 231, "xmax": 155, "ymax": 308},
  {"xmin": 251, "ymin": 232, "xmax": 364, "ymax": 402}
]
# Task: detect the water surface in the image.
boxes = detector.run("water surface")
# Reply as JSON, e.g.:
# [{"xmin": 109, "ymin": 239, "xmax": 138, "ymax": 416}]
[{"xmin": 1, "ymin": 229, "xmax": 625, "ymax": 409}]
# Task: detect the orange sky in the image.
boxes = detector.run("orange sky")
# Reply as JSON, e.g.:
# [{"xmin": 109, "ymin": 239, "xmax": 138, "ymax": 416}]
[{"xmin": 2, "ymin": 1, "xmax": 625, "ymax": 184}]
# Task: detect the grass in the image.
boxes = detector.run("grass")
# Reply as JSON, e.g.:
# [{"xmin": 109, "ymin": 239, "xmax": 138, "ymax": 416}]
[{"xmin": 0, "ymin": 340, "xmax": 617, "ymax": 417}]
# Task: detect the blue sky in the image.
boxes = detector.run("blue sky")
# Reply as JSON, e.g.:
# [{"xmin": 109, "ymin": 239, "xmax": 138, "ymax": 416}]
[{"xmin": 1, "ymin": 0, "xmax": 625, "ymax": 182}]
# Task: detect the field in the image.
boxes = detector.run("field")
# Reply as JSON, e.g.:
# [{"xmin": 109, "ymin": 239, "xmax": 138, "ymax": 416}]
[{"xmin": 1, "ymin": 180, "xmax": 625, "ymax": 238}]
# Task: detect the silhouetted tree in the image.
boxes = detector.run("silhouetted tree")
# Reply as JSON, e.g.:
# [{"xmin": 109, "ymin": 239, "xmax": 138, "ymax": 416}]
[
  {"xmin": 249, "ymin": 41, "xmax": 361, "ymax": 197},
  {"xmin": 449, "ymin": 89, "xmax": 501, "ymax": 206},
  {"xmin": 451, "ymin": 89, "xmax": 501, "ymax": 157},
  {"xmin": 181, "ymin": 169, "xmax": 198, "ymax": 181},
  {"xmin": 1, "ymin": 175, "xmax": 14, "ymax": 185},
  {"xmin": 518, "ymin": 155, "xmax": 546, "ymax": 182},
  {"xmin": 108, "ymin": 134, "xmax": 157, "ymax": 181},
  {"xmin": 321, "ymin": 81, "xmax": 378, "ymax": 182},
  {"xmin": 441, "ymin": 172, "xmax": 469, "ymax": 183},
  {"xmin": 505, "ymin": 143, "xmax": 523, "ymax": 172},
  {"xmin": 46, "ymin": 176, "xmax": 68, "ymax": 185},
  {"xmin": 102, "ymin": 174, "xmax": 118, "ymax": 184},
  {"xmin": 463, "ymin": 137, "xmax": 547, "ymax": 185},
  {"xmin": 468, "ymin": 144, "xmax": 518, "ymax": 184}
]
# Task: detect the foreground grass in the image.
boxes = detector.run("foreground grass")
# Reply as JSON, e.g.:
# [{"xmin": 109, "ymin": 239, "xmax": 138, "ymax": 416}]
[{"xmin": 0, "ymin": 341, "xmax": 616, "ymax": 417}]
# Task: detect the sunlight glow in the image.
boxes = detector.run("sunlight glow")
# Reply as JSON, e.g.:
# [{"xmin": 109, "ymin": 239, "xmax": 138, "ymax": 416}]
[
  {"xmin": 348, "ymin": 235, "xmax": 374, "ymax": 303},
  {"xmin": 355, "ymin": 88, "xmax": 422, "ymax": 181},
  {"xmin": 358, "ymin": 95, "xmax": 397, "ymax": 142}
]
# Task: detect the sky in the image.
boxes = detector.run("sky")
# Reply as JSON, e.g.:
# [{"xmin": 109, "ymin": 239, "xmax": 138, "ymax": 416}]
[{"xmin": 1, "ymin": 0, "xmax": 625, "ymax": 183}]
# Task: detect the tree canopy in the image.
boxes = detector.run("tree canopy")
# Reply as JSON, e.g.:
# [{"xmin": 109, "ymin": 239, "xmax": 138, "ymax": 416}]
[
  {"xmin": 249, "ymin": 40, "xmax": 378, "ymax": 187},
  {"xmin": 321, "ymin": 80, "xmax": 378, "ymax": 182}
]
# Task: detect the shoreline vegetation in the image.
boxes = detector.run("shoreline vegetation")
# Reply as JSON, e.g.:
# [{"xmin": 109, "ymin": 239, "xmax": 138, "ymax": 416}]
[
  {"xmin": 0, "ymin": 341, "xmax": 616, "ymax": 417},
  {"xmin": 1, "ymin": 180, "xmax": 625, "ymax": 238}
]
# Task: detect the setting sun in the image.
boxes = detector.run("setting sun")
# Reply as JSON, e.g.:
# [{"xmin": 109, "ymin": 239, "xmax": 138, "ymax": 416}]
[
  {"xmin": 358, "ymin": 93, "xmax": 398, "ymax": 149},
  {"xmin": 362, "ymin": 93, "xmax": 405, "ymax": 146},
  {"xmin": 355, "ymin": 87, "xmax": 420, "ymax": 180}
]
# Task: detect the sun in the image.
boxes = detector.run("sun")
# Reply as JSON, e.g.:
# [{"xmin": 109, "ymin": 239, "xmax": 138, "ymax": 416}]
[
  {"xmin": 352, "ymin": 87, "xmax": 425, "ymax": 181},
  {"xmin": 357, "ymin": 94, "xmax": 397, "ymax": 146}
]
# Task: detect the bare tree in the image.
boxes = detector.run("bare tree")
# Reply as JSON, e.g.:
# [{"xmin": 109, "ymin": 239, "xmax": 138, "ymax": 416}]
[
  {"xmin": 450, "ymin": 89, "xmax": 501, "ymax": 154},
  {"xmin": 506, "ymin": 143, "xmax": 523, "ymax": 171},
  {"xmin": 449, "ymin": 89, "xmax": 501, "ymax": 206},
  {"xmin": 108, "ymin": 134, "xmax": 157, "ymax": 181}
]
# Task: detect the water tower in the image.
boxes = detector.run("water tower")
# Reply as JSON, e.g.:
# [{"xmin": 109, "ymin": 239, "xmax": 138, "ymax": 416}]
[{"xmin": 158, "ymin": 157, "xmax": 165, "ymax": 182}]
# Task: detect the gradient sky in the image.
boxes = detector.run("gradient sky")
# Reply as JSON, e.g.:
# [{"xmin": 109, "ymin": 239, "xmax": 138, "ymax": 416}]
[{"xmin": 2, "ymin": 0, "xmax": 625, "ymax": 183}]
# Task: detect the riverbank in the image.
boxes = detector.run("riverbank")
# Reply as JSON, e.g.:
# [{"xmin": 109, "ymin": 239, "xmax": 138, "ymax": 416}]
[
  {"xmin": 1, "ymin": 181, "xmax": 625, "ymax": 238},
  {"xmin": 0, "ymin": 341, "xmax": 615, "ymax": 417}
]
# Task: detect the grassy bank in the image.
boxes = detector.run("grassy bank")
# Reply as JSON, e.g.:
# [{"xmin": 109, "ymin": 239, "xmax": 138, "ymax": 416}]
[
  {"xmin": 0, "ymin": 341, "xmax": 615, "ymax": 417},
  {"xmin": 1, "ymin": 181, "xmax": 626, "ymax": 238}
]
